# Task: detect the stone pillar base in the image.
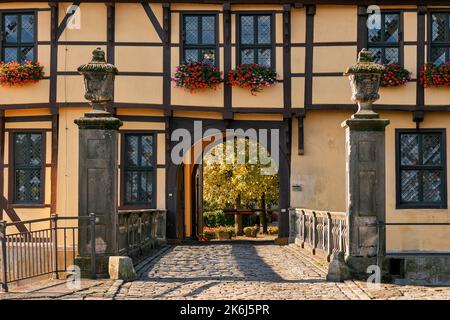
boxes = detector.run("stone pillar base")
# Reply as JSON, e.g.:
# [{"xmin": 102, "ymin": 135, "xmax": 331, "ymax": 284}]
[{"xmin": 74, "ymin": 256, "xmax": 110, "ymax": 278}]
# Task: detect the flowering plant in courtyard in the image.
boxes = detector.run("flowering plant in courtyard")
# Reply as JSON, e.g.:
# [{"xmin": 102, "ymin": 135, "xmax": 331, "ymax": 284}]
[
  {"xmin": 172, "ymin": 61, "xmax": 222, "ymax": 93},
  {"xmin": 0, "ymin": 61, "xmax": 45, "ymax": 87},
  {"xmin": 419, "ymin": 61, "xmax": 450, "ymax": 88},
  {"xmin": 228, "ymin": 63, "xmax": 277, "ymax": 95},
  {"xmin": 380, "ymin": 63, "xmax": 411, "ymax": 87}
]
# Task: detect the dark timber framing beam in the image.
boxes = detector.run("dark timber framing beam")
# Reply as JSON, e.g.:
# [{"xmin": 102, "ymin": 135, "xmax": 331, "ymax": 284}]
[
  {"xmin": 50, "ymin": 114, "xmax": 59, "ymax": 215},
  {"xmin": 357, "ymin": 5, "xmax": 368, "ymax": 52},
  {"xmin": 106, "ymin": 2, "xmax": 116, "ymax": 114},
  {"xmin": 304, "ymin": 5, "xmax": 315, "ymax": 109},
  {"xmin": 49, "ymin": 2, "xmax": 59, "ymax": 115},
  {"xmin": 141, "ymin": 1, "xmax": 165, "ymax": 43},
  {"xmin": 162, "ymin": 3, "xmax": 172, "ymax": 117},
  {"xmin": 0, "ymin": 111, "xmax": 4, "ymax": 220},
  {"xmin": 57, "ymin": 1, "xmax": 81, "ymax": 40},
  {"xmin": 417, "ymin": 5, "xmax": 426, "ymax": 111},
  {"xmin": 298, "ymin": 115, "xmax": 304, "ymax": 155},
  {"xmin": 223, "ymin": 3, "xmax": 232, "ymax": 120},
  {"xmin": 282, "ymin": 3, "xmax": 291, "ymax": 119},
  {"xmin": 11, "ymin": 1, "xmax": 450, "ymax": 5}
]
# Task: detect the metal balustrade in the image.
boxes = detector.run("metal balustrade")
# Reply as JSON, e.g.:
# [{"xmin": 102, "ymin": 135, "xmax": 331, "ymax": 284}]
[{"xmin": 289, "ymin": 208, "xmax": 348, "ymax": 262}]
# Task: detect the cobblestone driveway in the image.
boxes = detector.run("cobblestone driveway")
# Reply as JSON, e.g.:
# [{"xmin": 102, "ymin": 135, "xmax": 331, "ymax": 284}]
[{"xmin": 3, "ymin": 242, "xmax": 450, "ymax": 300}]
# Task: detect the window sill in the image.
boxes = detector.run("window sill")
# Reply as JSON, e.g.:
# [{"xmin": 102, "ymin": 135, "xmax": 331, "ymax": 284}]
[
  {"xmin": 8, "ymin": 203, "xmax": 49, "ymax": 209},
  {"xmin": 396, "ymin": 204, "xmax": 448, "ymax": 210}
]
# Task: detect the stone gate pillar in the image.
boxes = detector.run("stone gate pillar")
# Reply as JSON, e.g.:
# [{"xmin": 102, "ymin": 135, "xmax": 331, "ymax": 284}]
[
  {"xmin": 342, "ymin": 49, "xmax": 389, "ymax": 277},
  {"xmin": 74, "ymin": 48, "xmax": 122, "ymax": 276}
]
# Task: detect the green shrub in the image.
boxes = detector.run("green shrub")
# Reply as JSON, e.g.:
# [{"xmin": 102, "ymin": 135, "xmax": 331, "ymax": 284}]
[
  {"xmin": 203, "ymin": 210, "xmax": 234, "ymax": 227},
  {"xmin": 268, "ymin": 226, "xmax": 278, "ymax": 235},
  {"xmin": 244, "ymin": 226, "xmax": 258, "ymax": 237},
  {"xmin": 203, "ymin": 228, "xmax": 216, "ymax": 240}
]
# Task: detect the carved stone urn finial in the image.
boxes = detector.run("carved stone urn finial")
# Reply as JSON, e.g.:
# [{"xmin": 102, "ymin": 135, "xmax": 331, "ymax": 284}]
[
  {"xmin": 78, "ymin": 47, "xmax": 119, "ymax": 114},
  {"xmin": 344, "ymin": 48, "xmax": 385, "ymax": 118}
]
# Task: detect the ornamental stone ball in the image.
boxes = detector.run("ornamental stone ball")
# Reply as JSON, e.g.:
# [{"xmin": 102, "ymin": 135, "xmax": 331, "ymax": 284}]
[
  {"xmin": 78, "ymin": 47, "xmax": 118, "ymax": 112},
  {"xmin": 344, "ymin": 49, "xmax": 385, "ymax": 118}
]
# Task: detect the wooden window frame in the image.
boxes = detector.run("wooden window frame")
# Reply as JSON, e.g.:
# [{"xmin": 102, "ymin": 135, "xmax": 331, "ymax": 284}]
[
  {"xmin": 120, "ymin": 131, "xmax": 157, "ymax": 210},
  {"xmin": 395, "ymin": 128, "xmax": 447, "ymax": 210},
  {"xmin": 236, "ymin": 11, "xmax": 276, "ymax": 69},
  {"xmin": 8, "ymin": 129, "xmax": 46, "ymax": 207},
  {"xmin": 367, "ymin": 10, "xmax": 404, "ymax": 66},
  {"xmin": 179, "ymin": 12, "xmax": 220, "ymax": 66},
  {"xmin": 0, "ymin": 10, "xmax": 38, "ymax": 63},
  {"xmin": 427, "ymin": 10, "xmax": 450, "ymax": 64}
]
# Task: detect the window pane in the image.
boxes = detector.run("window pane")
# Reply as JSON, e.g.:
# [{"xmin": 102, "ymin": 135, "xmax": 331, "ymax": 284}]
[
  {"xmin": 185, "ymin": 16, "xmax": 198, "ymax": 44},
  {"xmin": 139, "ymin": 171, "xmax": 153, "ymax": 203},
  {"xmin": 125, "ymin": 171, "xmax": 139, "ymax": 203},
  {"xmin": 184, "ymin": 49, "xmax": 199, "ymax": 63},
  {"xmin": 400, "ymin": 134, "xmax": 419, "ymax": 165},
  {"xmin": 15, "ymin": 169, "xmax": 41, "ymax": 202},
  {"xmin": 368, "ymin": 47, "xmax": 383, "ymax": 64},
  {"xmin": 201, "ymin": 16, "xmax": 215, "ymax": 45},
  {"xmin": 368, "ymin": 27, "xmax": 381, "ymax": 43},
  {"xmin": 384, "ymin": 14, "xmax": 399, "ymax": 43},
  {"xmin": 201, "ymin": 49, "xmax": 215, "ymax": 64},
  {"xmin": 21, "ymin": 14, "xmax": 35, "ymax": 43},
  {"xmin": 125, "ymin": 135, "xmax": 139, "ymax": 166},
  {"xmin": 20, "ymin": 47, "xmax": 34, "ymax": 62},
  {"xmin": 4, "ymin": 15, "xmax": 18, "ymax": 43},
  {"xmin": 241, "ymin": 16, "xmax": 254, "ymax": 44},
  {"xmin": 4, "ymin": 47, "xmax": 18, "ymax": 62},
  {"xmin": 241, "ymin": 49, "xmax": 255, "ymax": 64},
  {"xmin": 258, "ymin": 48, "xmax": 271, "ymax": 68},
  {"xmin": 14, "ymin": 133, "xmax": 28, "ymax": 166},
  {"xmin": 384, "ymin": 47, "xmax": 399, "ymax": 64},
  {"xmin": 257, "ymin": 15, "xmax": 271, "ymax": 44},
  {"xmin": 423, "ymin": 134, "xmax": 442, "ymax": 165},
  {"xmin": 141, "ymin": 135, "xmax": 153, "ymax": 167},
  {"xmin": 423, "ymin": 171, "xmax": 442, "ymax": 202},
  {"xmin": 431, "ymin": 47, "xmax": 447, "ymax": 65},
  {"xmin": 29, "ymin": 134, "xmax": 42, "ymax": 165},
  {"xmin": 401, "ymin": 170, "xmax": 420, "ymax": 202},
  {"xmin": 432, "ymin": 13, "xmax": 448, "ymax": 42}
]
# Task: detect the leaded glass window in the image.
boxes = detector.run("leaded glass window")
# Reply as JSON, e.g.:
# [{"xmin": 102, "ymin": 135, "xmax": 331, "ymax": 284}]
[
  {"xmin": 123, "ymin": 134, "xmax": 155, "ymax": 207},
  {"xmin": 397, "ymin": 130, "xmax": 447, "ymax": 209},
  {"xmin": 430, "ymin": 13, "xmax": 450, "ymax": 65},
  {"xmin": 238, "ymin": 14, "xmax": 274, "ymax": 68},
  {"xmin": 13, "ymin": 132, "xmax": 43, "ymax": 204},
  {"xmin": 182, "ymin": 15, "xmax": 217, "ymax": 64},
  {"xmin": 367, "ymin": 13, "xmax": 401, "ymax": 65},
  {"xmin": 2, "ymin": 12, "xmax": 36, "ymax": 63}
]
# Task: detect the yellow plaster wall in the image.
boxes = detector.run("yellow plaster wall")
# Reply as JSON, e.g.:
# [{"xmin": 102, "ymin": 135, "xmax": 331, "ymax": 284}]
[
  {"xmin": 291, "ymin": 8, "xmax": 306, "ymax": 44},
  {"xmin": 383, "ymin": 111, "xmax": 450, "ymax": 251},
  {"xmin": 314, "ymin": 6, "xmax": 358, "ymax": 43},
  {"xmin": 313, "ymin": 46, "xmax": 357, "ymax": 73},
  {"xmin": 0, "ymin": 80, "xmax": 50, "ymax": 104},
  {"xmin": 378, "ymin": 82, "xmax": 416, "ymax": 105},
  {"xmin": 58, "ymin": 45, "xmax": 107, "ymax": 72},
  {"xmin": 290, "ymin": 111, "xmax": 350, "ymax": 211},
  {"xmin": 115, "ymin": 46, "xmax": 163, "ymax": 73},
  {"xmin": 291, "ymin": 77, "xmax": 305, "ymax": 108},
  {"xmin": 57, "ymin": 75, "xmax": 85, "ymax": 103},
  {"xmin": 115, "ymin": 3, "xmax": 163, "ymax": 43},
  {"xmin": 58, "ymin": 3, "xmax": 107, "ymax": 42},
  {"xmin": 115, "ymin": 76, "xmax": 163, "ymax": 104},
  {"xmin": 312, "ymin": 77, "xmax": 352, "ymax": 105},
  {"xmin": 232, "ymin": 85, "xmax": 284, "ymax": 108}
]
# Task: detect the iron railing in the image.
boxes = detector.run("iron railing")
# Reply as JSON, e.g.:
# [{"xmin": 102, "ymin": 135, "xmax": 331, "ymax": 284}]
[
  {"xmin": 289, "ymin": 208, "xmax": 348, "ymax": 261},
  {"xmin": 0, "ymin": 214, "xmax": 97, "ymax": 293},
  {"xmin": 117, "ymin": 209, "xmax": 167, "ymax": 262}
]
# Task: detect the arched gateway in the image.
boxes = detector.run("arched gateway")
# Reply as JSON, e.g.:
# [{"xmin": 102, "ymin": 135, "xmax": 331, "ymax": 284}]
[{"xmin": 166, "ymin": 118, "xmax": 291, "ymax": 240}]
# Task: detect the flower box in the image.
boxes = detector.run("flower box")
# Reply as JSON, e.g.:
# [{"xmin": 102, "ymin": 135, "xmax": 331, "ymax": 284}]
[
  {"xmin": 172, "ymin": 61, "xmax": 222, "ymax": 93},
  {"xmin": 380, "ymin": 63, "xmax": 411, "ymax": 88},
  {"xmin": 228, "ymin": 63, "xmax": 277, "ymax": 95},
  {"xmin": 420, "ymin": 62, "xmax": 450, "ymax": 88},
  {"xmin": 0, "ymin": 61, "xmax": 45, "ymax": 87}
]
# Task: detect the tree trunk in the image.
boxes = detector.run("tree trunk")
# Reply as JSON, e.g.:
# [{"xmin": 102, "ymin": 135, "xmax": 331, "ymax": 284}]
[
  {"xmin": 235, "ymin": 194, "xmax": 243, "ymax": 236},
  {"xmin": 260, "ymin": 192, "xmax": 268, "ymax": 234}
]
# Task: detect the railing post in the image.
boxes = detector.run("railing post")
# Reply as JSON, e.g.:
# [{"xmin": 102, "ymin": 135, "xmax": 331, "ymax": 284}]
[
  {"xmin": 312, "ymin": 211, "xmax": 317, "ymax": 255},
  {"xmin": 339, "ymin": 220, "xmax": 344, "ymax": 252},
  {"xmin": 51, "ymin": 214, "xmax": 59, "ymax": 279},
  {"xmin": 0, "ymin": 221, "xmax": 8, "ymax": 292},
  {"xmin": 326, "ymin": 212, "xmax": 332, "ymax": 261},
  {"xmin": 89, "ymin": 213, "xmax": 96, "ymax": 280}
]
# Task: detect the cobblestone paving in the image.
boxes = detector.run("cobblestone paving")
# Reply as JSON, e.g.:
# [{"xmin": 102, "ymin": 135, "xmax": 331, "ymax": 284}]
[
  {"xmin": 113, "ymin": 243, "xmax": 359, "ymax": 300},
  {"xmin": 2, "ymin": 242, "xmax": 450, "ymax": 300}
]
